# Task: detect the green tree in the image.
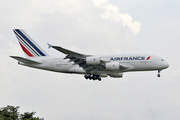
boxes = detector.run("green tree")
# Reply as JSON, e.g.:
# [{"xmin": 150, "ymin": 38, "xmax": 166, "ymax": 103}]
[
  {"xmin": 0, "ymin": 105, "xmax": 43, "ymax": 120},
  {"xmin": 0, "ymin": 105, "xmax": 19, "ymax": 120},
  {"xmin": 20, "ymin": 112, "xmax": 43, "ymax": 120},
  {"xmin": 20, "ymin": 112, "xmax": 35, "ymax": 120}
]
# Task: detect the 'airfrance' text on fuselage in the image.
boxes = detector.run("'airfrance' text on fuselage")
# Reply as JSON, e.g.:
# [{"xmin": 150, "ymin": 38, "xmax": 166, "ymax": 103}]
[{"xmin": 110, "ymin": 56, "xmax": 147, "ymax": 61}]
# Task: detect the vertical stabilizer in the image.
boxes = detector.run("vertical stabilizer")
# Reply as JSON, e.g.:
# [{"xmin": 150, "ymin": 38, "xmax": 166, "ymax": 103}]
[{"xmin": 13, "ymin": 29, "xmax": 48, "ymax": 58}]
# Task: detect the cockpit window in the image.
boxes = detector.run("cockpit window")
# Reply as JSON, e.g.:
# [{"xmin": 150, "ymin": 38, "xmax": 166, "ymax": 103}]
[{"xmin": 161, "ymin": 59, "xmax": 164, "ymax": 61}]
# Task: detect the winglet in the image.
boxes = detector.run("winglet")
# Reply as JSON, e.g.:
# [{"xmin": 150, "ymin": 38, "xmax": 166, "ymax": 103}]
[{"xmin": 47, "ymin": 43, "xmax": 52, "ymax": 49}]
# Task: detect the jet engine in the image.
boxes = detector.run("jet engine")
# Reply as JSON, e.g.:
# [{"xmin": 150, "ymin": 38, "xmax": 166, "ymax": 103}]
[
  {"xmin": 109, "ymin": 73, "xmax": 123, "ymax": 78},
  {"xmin": 86, "ymin": 56, "xmax": 101, "ymax": 65},
  {"xmin": 105, "ymin": 62, "xmax": 120, "ymax": 70}
]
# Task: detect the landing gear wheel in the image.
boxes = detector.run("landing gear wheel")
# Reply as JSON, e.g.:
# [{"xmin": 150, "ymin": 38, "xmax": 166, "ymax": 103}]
[
  {"xmin": 84, "ymin": 75, "xmax": 88, "ymax": 79},
  {"xmin": 157, "ymin": 70, "xmax": 161, "ymax": 77},
  {"xmin": 84, "ymin": 74, "xmax": 102, "ymax": 81}
]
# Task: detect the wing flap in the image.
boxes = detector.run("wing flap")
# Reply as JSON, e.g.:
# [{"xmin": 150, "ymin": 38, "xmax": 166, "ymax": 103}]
[{"xmin": 10, "ymin": 56, "xmax": 42, "ymax": 64}]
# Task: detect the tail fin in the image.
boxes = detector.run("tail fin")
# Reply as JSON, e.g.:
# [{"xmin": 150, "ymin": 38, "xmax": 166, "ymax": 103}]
[{"xmin": 13, "ymin": 29, "xmax": 48, "ymax": 58}]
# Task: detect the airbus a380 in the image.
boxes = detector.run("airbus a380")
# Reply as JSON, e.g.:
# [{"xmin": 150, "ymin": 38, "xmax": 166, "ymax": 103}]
[{"xmin": 10, "ymin": 29, "xmax": 169, "ymax": 81}]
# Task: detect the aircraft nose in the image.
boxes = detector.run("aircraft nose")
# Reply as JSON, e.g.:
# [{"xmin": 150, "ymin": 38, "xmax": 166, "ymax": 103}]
[{"xmin": 164, "ymin": 61, "xmax": 169, "ymax": 69}]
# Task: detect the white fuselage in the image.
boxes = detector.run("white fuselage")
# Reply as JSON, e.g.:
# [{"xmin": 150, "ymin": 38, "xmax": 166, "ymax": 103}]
[
  {"xmin": 19, "ymin": 54, "xmax": 169, "ymax": 75},
  {"xmin": 11, "ymin": 29, "xmax": 169, "ymax": 80}
]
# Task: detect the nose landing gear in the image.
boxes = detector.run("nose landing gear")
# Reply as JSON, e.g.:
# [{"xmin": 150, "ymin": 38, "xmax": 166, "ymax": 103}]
[
  {"xmin": 84, "ymin": 74, "xmax": 101, "ymax": 81},
  {"xmin": 157, "ymin": 70, "xmax": 161, "ymax": 77}
]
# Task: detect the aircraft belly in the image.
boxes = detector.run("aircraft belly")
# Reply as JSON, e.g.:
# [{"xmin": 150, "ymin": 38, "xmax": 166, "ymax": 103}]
[{"xmin": 68, "ymin": 67, "xmax": 86, "ymax": 74}]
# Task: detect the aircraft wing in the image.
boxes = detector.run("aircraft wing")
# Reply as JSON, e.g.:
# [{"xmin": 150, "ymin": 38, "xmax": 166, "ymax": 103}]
[
  {"xmin": 48, "ymin": 44, "xmax": 88, "ymax": 58},
  {"xmin": 10, "ymin": 56, "xmax": 42, "ymax": 64},
  {"xmin": 49, "ymin": 44, "xmax": 105, "ymax": 73},
  {"xmin": 48, "ymin": 44, "xmax": 130, "ymax": 73},
  {"xmin": 49, "ymin": 44, "xmax": 130, "ymax": 74}
]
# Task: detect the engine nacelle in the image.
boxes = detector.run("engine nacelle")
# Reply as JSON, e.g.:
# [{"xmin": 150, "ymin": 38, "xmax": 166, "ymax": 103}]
[
  {"xmin": 86, "ymin": 56, "xmax": 101, "ymax": 65},
  {"xmin": 109, "ymin": 73, "xmax": 123, "ymax": 78},
  {"xmin": 105, "ymin": 62, "xmax": 120, "ymax": 70}
]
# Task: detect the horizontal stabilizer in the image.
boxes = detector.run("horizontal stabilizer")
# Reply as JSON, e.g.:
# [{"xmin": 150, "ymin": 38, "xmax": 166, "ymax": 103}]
[{"xmin": 10, "ymin": 56, "xmax": 42, "ymax": 64}]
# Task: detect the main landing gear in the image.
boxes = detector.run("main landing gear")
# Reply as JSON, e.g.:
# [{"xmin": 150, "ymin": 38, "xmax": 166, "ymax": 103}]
[
  {"xmin": 84, "ymin": 74, "xmax": 101, "ymax": 81},
  {"xmin": 157, "ymin": 70, "xmax": 161, "ymax": 77}
]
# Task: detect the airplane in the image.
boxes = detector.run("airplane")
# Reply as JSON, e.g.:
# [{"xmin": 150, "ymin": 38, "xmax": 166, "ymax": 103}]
[{"xmin": 10, "ymin": 29, "xmax": 169, "ymax": 81}]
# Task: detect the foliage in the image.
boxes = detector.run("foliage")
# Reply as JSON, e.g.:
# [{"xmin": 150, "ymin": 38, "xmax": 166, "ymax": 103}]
[{"xmin": 0, "ymin": 105, "xmax": 43, "ymax": 120}]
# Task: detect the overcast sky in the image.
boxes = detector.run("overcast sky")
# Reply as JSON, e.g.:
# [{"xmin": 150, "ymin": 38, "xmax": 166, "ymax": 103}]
[{"xmin": 0, "ymin": 0, "xmax": 180, "ymax": 119}]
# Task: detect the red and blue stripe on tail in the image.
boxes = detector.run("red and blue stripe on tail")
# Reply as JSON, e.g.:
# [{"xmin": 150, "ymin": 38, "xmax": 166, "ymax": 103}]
[{"xmin": 13, "ymin": 29, "xmax": 48, "ymax": 57}]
